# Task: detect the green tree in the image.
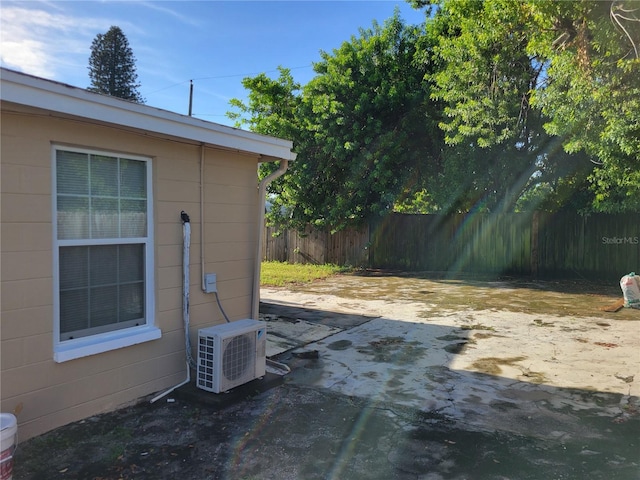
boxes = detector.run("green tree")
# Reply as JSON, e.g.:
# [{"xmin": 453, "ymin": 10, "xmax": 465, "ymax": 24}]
[
  {"xmin": 231, "ymin": 2, "xmax": 638, "ymax": 224},
  {"xmin": 528, "ymin": 0, "xmax": 640, "ymax": 212},
  {"xmin": 416, "ymin": 0, "xmax": 639, "ymax": 213},
  {"xmin": 233, "ymin": 13, "xmax": 442, "ymax": 229},
  {"xmin": 228, "ymin": 66, "xmax": 301, "ymax": 140},
  {"xmin": 297, "ymin": 15, "xmax": 441, "ymax": 229},
  {"xmin": 230, "ymin": 14, "xmax": 442, "ymax": 230},
  {"xmin": 422, "ymin": 0, "xmax": 590, "ymax": 213},
  {"xmin": 88, "ymin": 26, "xmax": 144, "ymax": 103},
  {"xmin": 227, "ymin": 67, "xmax": 304, "ymax": 228}
]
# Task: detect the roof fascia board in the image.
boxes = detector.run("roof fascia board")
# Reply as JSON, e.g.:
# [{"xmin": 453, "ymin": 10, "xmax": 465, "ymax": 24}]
[{"xmin": 0, "ymin": 68, "xmax": 295, "ymax": 161}]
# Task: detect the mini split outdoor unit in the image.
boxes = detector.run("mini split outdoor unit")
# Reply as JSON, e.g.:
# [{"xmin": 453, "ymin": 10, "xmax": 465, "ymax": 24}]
[{"xmin": 197, "ymin": 319, "xmax": 267, "ymax": 393}]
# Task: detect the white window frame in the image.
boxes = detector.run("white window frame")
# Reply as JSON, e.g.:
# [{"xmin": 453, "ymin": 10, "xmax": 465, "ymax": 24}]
[{"xmin": 52, "ymin": 145, "xmax": 159, "ymax": 363}]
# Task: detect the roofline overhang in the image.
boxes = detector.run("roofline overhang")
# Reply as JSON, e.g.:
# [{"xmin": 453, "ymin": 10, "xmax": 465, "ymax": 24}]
[{"xmin": 0, "ymin": 68, "xmax": 296, "ymax": 162}]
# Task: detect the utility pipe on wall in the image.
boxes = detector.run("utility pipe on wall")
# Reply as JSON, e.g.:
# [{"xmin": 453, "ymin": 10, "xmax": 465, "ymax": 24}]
[
  {"xmin": 150, "ymin": 211, "xmax": 194, "ymax": 403},
  {"xmin": 200, "ymin": 143, "xmax": 206, "ymax": 292},
  {"xmin": 251, "ymin": 159, "xmax": 289, "ymax": 320}
]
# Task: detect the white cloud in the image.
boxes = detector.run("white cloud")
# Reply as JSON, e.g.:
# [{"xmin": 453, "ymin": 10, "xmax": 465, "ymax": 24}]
[
  {"xmin": 0, "ymin": 5, "xmax": 110, "ymax": 80},
  {"xmin": 1, "ymin": 37, "xmax": 53, "ymax": 77},
  {"xmin": 138, "ymin": 1, "xmax": 201, "ymax": 27}
]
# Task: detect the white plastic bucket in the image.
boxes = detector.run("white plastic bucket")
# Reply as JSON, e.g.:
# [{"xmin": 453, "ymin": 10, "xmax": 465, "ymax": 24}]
[
  {"xmin": 0, "ymin": 414, "xmax": 17, "ymax": 480},
  {"xmin": 621, "ymin": 272, "xmax": 640, "ymax": 308}
]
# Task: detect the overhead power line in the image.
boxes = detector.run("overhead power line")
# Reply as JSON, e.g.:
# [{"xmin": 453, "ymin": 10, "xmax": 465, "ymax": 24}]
[{"xmin": 145, "ymin": 64, "xmax": 312, "ymax": 96}]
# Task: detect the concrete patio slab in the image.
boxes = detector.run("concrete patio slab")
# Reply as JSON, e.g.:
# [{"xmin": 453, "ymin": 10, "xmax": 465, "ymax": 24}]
[
  {"xmin": 12, "ymin": 274, "xmax": 640, "ymax": 480},
  {"xmin": 261, "ymin": 278, "xmax": 639, "ymax": 440}
]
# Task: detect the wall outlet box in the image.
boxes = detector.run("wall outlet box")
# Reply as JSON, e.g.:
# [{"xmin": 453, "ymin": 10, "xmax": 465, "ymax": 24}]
[{"xmin": 204, "ymin": 273, "xmax": 217, "ymax": 293}]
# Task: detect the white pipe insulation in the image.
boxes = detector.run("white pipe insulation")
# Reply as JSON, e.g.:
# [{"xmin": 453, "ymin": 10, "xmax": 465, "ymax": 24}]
[
  {"xmin": 150, "ymin": 211, "xmax": 193, "ymax": 403},
  {"xmin": 252, "ymin": 159, "xmax": 289, "ymax": 320}
]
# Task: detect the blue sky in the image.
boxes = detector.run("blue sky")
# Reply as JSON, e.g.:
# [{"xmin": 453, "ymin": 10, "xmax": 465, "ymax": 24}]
[{"xmin": 1, "ymin": 1, "xmax": 426, "ymax": 126}]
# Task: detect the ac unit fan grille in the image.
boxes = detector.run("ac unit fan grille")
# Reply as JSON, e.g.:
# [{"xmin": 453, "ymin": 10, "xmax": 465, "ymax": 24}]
[{"xmin": 222, "ymin": 334, "xmax": 254, "ymax": 381}]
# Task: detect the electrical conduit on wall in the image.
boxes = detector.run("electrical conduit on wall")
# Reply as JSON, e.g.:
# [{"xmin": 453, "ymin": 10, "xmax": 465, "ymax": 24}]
[
  {"xmin": 199, "ymin": 144, "xmax": 231, "ymax": 322},
  {"xmin": 200, "ymin": 144, "xmax": 206, "ymax": 293}
]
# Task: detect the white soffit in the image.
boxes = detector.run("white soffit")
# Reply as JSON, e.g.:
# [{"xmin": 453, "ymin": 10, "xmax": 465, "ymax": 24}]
[{"xmin": 0, "ymin": 68, "xmax": 296, "ymax": 161}]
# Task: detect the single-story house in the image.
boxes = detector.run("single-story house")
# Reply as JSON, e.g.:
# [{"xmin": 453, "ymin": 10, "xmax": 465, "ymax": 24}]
[{"xmin": 0, "ymin": 67, "xmax": 295, "ymax": 441}]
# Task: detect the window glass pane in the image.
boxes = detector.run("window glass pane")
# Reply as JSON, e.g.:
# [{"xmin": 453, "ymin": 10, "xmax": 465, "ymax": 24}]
[
  {"xmin": 57, "ymin": 151, "xmax": 88, "ymax": 195},
  {"xmin": 92, "ymin": 197, "xmax": 119, "ymax": 238},
  {"xmin": 90, "ymin": 286, "xmax": 118, "ymax": 327},
  {"xmin": 119, "ymin": 283, "xmax": 144, "ymax": 322},
  {"xmin": 120, "ymin": 159, "xmax": 146, "ymax": 198},
  {"xmin": 119, "ymin": 244, "xmax": 144, "ymax": 282},
  {"xmin": 90, "ymin": 245, "xmax": 118, "ymax": 286},
  {"xmin": 57, "ymin": 197, "xmax": 89, "ymax": 239},
  {"xmin": 120, "ymin": 199, "xmax": 147, "ymax": 237},
  {"xmin": 90, "ymin": 155, "xmax": 118, "ymax": 197},
  {"xmin": 60, "ymin": 289, "xmax": 88, "ymax": 335},
  {"xmin": 56, "ymin": 151, "xmax": 149, "ymax": 240},
  {"xmin": 59, "ymin": 244, "xmax": 145, "ymax": 338},
  {"xmin": 59, "ymin": 247, "xmax": 88, "ymax": 289}
]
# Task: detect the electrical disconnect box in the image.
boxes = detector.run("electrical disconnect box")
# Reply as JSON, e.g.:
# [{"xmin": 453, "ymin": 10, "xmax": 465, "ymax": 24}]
[{"xmin": 204, "ymin": 273, "xmax": 217, "ymax": 293}]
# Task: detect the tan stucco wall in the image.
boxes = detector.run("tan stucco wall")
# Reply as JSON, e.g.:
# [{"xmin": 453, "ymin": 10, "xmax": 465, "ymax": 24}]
[{"xmin": 0, "ymin": 104, "xmax": 261, "ymax": 440}]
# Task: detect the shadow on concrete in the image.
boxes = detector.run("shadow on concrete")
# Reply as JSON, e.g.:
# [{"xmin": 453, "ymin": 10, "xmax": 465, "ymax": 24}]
[{"xmin": 12, "ymin": 300, "xmax": 640, "ymax": 480}]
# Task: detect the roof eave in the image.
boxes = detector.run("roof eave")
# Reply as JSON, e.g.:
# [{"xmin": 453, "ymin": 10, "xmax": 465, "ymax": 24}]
[{"xmin": 0, "ymin": 68, "xmax": 295, "ymax": 161}]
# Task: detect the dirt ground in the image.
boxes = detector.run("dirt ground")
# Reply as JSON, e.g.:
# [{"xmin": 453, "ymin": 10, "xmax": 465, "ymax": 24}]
[{"xmin": 11, "ymin": 272, "xmax": 640, "ymax": 480}]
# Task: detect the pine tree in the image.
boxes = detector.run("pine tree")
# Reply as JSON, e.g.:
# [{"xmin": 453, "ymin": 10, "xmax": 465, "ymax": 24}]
[{"xmin": 88, "ymin": 26, "xmax": 144, "ymax": 103}]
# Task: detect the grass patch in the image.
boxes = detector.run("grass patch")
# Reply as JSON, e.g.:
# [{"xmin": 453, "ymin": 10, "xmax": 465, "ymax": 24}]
[{"xmin": 260, "ymin": 261, "xmax": 347, "ymax": 286}]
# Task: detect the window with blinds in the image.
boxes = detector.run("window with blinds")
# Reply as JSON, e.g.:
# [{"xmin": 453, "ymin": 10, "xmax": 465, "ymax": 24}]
[{"xmin": 54, "ymin": 148, "xmax": 152, "ymax": 342}]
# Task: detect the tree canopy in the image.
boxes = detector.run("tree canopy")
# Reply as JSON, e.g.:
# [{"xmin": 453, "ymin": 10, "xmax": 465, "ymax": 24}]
[
  {"xmin": 529, "ymin": 0, "xmax": 640, "ymax": 212},
  {"xmin": 230, "ymin": 1, "xmax": 639, "ymax": 230},
  {"xmin": 88, "ymin": 26, "xmax": 144, "ymax": 103},
  {"xmin": 295, "ymin": 15, "xmax": 441, "ymax": 229},
  {"xmin": 425, "ymin": 0, "xmax": 639, "ymax": 212},
  {"xmin": 231, "ymin": 14, "xmax": 442, "ymax": 230}
]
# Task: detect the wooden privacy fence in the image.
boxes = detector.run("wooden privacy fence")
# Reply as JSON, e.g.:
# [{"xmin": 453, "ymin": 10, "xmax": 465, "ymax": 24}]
[
  {"xmin": 262, "ymin": 212, "xmax": 640, "ymax": 281},
  {"xmin": 263, "ymin": 224, "xmax": 370, "ymax": 267}
]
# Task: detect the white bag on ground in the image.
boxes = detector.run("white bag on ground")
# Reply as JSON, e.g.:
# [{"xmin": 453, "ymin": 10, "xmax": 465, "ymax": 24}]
[{"xmin": 620, "ymin": 272, "xmax": 640, "ymax": 308}]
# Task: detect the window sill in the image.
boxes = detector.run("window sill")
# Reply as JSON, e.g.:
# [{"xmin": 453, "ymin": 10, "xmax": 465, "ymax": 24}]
[{"xmin": 54, "ymin": 326, "xmax": 162, "ymax": 363}]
